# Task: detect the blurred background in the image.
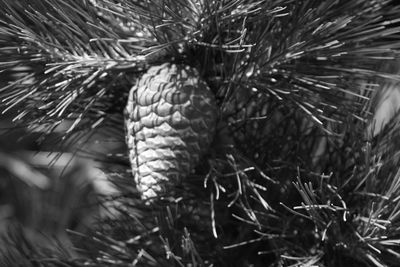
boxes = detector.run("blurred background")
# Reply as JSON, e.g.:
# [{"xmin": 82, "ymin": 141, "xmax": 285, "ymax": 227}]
[{"xmin": 0, "ymin": 66, "xmax": 124, "ymax": 259}]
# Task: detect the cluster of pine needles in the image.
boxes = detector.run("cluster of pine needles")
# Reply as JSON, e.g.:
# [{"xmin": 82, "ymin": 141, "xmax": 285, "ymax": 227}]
[{"xmin": 1, "ymin": 0, "xmax": 400, "ymax": 266}]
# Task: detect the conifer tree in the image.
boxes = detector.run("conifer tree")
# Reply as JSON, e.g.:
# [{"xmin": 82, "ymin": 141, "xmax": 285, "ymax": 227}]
[{"xmin": 1, "ymin": 0, "xmax": 400, "ymax": 266}]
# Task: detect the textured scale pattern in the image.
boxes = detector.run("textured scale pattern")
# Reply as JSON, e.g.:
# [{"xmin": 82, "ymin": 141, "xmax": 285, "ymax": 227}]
[{"xmin": 125, "ymin": 63, "xmax": 217, "ymax": 199}]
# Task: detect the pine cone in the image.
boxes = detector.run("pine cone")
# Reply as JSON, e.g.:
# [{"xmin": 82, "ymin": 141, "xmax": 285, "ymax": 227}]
[{"xmin": 125, "ymin": 63, "xmax": 218, "ymax": 199}]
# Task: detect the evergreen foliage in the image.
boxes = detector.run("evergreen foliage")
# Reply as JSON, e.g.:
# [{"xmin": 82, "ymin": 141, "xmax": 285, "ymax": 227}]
[{"xmin": 1, "ymin": 0, "xmax": 400, "ymax": 266}]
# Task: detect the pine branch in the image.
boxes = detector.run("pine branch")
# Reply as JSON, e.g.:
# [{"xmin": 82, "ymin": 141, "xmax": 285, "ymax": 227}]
[
  {"xmin": 0, "ymin": 0, "xmax": 150, "ymax": 141},
  {"xmin": 235, "ymin": 0, "xmax": 400, "ymax": 132},
  {"xmin": 2, "ymin": 0, "xmax": 399, "ymax": 142},
  {"xmin": 2, "ymin": 1, "xmax": 400, "ymax": 266}
]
